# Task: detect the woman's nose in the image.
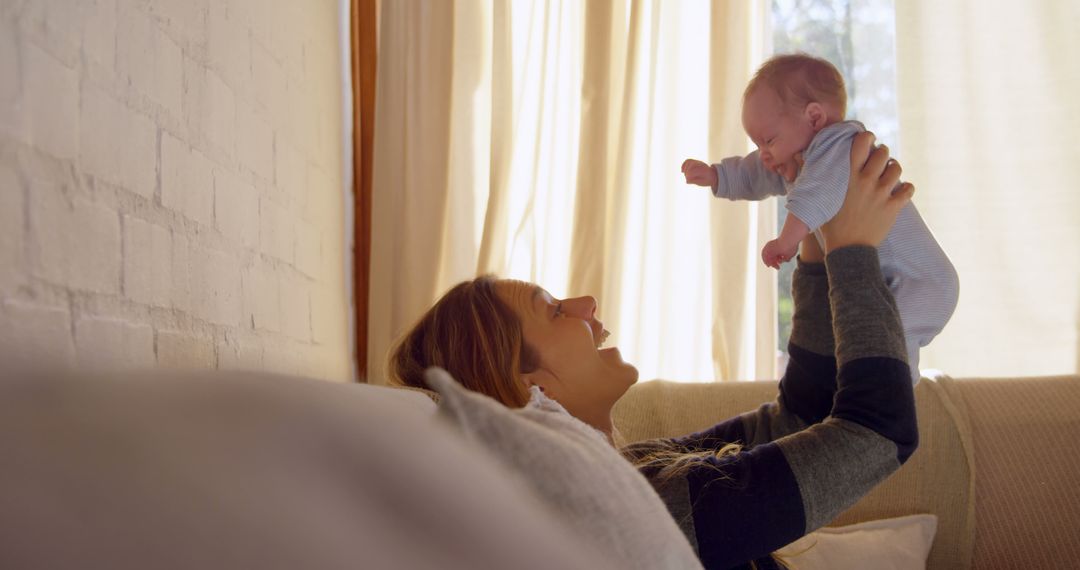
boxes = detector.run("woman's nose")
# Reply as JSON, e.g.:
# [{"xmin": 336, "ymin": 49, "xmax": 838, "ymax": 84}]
[{"xmin": 564, "ymin": 296, "xmax": 597, "ymax": 319}]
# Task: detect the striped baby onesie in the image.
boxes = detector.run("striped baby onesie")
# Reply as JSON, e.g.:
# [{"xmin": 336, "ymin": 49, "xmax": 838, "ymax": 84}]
[{"xmin": 710, "ymin": 120, "xmax": 959, "ymax": 382}]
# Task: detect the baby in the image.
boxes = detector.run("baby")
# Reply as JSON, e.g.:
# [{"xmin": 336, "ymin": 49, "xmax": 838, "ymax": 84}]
[{"xmin": 681, "ymin": 53, "xmax": 959, "ymax": 383}]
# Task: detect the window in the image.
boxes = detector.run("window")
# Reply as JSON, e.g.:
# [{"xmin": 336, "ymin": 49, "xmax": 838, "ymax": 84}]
[{"xmin": 770, "ymin": 0, "xmax": 898, "ymax": 365}]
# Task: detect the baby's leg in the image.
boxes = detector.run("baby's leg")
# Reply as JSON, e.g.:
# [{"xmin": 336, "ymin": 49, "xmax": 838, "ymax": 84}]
[
  {"xmin": 887, "ymin": 272, "xmax": 958, "ymax": 386},
  {"xmin": 904, "ymin": 339, "xmax": 922, "ymax": 385}
]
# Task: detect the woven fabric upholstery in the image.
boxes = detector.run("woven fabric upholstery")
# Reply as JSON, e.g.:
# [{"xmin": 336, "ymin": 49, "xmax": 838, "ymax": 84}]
[{"xmin": 941, "ymin": 375, "xmax": 1080, "ymax": 570}]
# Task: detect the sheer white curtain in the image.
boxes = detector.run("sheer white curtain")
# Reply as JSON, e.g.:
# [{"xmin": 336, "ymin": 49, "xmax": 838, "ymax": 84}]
[
  {"xmin": 895, "ymin": 0, "xmax": 1080, "ymax": 377},
  {"xmin": 368, "ymin": 0, "xmax": 775, "ymax": 385}
]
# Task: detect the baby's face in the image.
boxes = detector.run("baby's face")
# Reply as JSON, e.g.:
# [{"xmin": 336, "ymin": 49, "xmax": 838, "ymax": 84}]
[{"xmin": 742, "ymin": 86, "xmax": 817, "ymax": 182}]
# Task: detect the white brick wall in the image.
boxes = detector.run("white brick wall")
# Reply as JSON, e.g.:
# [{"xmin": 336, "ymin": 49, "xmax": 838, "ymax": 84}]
[
  {"xmin": 157, "ymin": 329, "xmax": 215, "ymax": 369},
  {"xmin": 82, "ymin": 0, "xmax": 117, "ymax": 73},
  {"xmin": 118, "ymin": 8, "xmax": 183, "ymax": 117},
  {"xmin": 0, "ymin": 0, "xmax": 351, "ymax": 381},
  {"xmin": 236, "ymin": 103, "xmax": 273, "ymax": 181},
  {"xmin": 0, "ymin": 164, "xmax": 24, "ymax": 293},
  {"xmin": 22, "ymin": 42, "xmax": 79, "ymax": 161},
  {"xmin": 30, "ymin": 184, "xmax": 121, "ymax": 294},
  {"xmin": 80, "ymin": 82, "xmax": 157, "ymax": 198},
  {"xmin": 161, "ymin": 132, "xmax": 214, "ymax": 225},
  {"xmin": 258, "ymin": 196, "xmax": 293, "ymax": 262},
  {"xmin": 75, "ymin": 317, "xmax": 155, "ymax": 368},
  {"xmin": 122, "ymin": 215, "xmax": 172, "ymax": 306},
  {"xmin": 278, "ymin": 271, "xmax": 310, "ymax": 342},
  {"xmin": 241, "ymin": 256, "xmax": 280, "ymax": 332},
  {"xmin": 0, "ymin": 299, "xmax": 75, "ymax": 367},
  {"xmin": 213, "ymin": 167, "xmax": 259, "ymax": 248},
  {"xmin": 0, "ymin": 21, "xmax": 18, "ymax": 120}
]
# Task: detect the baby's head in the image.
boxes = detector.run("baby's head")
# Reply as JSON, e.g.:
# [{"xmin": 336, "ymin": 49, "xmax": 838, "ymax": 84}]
[{"xmin": 742, "ymin": 54, "xmax": 847, "ymax": 179}]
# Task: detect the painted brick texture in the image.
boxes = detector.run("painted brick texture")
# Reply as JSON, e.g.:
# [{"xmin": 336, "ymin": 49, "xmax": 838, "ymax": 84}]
[{"xmin": 0, "ymin": 0, "xmax": 350, "ymax": 381}]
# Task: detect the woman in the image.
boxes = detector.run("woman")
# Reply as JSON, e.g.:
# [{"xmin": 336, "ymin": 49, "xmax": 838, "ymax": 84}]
[{"xmin": 390, "ymin": 132, "xmax": 917, "ymax": 569}]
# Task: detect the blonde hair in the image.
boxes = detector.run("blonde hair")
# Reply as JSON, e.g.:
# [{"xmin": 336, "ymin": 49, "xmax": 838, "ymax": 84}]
[
  {"xmin": 388, "ymin": 276, "xmax": 538, "ymax": 408},
  {"xmin": 745, "ymin": 53, "xmax": 847, "ymax": 120},
  {"xmin": 623, "ymin": 439, "xmax": 744, "ymax": 483},
  {"xmin": 626, "ymin": 439, "xmax": 804, "ymax": 570}
]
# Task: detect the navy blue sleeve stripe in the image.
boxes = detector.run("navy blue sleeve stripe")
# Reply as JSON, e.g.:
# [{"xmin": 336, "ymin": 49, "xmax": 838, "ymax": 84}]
[
  {"xmin": 672, "ymin": 414, "xmax": 750, "ymax": 452},
  {"xmin": 686, "ymin": 442, "xmax": 805, "ymax": 569},
  {"xmin": 779, "ymin": 343, "xmax": 838, "ymax": 426},
  {"xmin": 831, "ymin": 356, "xmax": 919, "ymax": 463}
]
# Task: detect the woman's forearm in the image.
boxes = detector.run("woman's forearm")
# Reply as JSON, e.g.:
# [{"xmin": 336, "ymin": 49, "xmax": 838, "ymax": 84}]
[
  {"xmin": 627, "ymin": 246, "xmax": 918, "ymax": 568},
  {"xmin": 772, "ymin": 245, "xmax": 917, "ymax": 533},
  {"xmin": 775, "ymin": 257, "xmax": 838, "ymax": 427},
  {"xmin": 736, "ymin": 257, "xmax": 839, "ymax": 445},
  {"xmin": 824, "ymin": 245, "xmax": 917, "ymax": 460},
  {"xmin": 664, "ymin": 257, "xmax": 839, "ymax": 450}
]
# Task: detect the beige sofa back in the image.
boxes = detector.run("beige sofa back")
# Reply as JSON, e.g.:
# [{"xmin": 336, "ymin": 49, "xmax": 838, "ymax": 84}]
[
  {"xmin": 939, "ymin": 375, "xmax": 1080, "ymax": 570},
  {"xmin": 613, "ymin": 375, "xmax": 997, "ymax": 565},
  {"xmin": 614, "ymin": 376, "xmax": 1080, "ymax": 569}
]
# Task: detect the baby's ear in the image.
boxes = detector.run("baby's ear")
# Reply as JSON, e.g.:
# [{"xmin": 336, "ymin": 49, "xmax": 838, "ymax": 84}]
[{"xmin": 805, "ymin": 102, "xmax": 828, "ymax": 130}]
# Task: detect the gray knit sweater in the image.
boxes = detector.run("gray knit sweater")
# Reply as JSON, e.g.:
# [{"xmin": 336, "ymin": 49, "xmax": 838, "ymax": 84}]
[{"xmin": 622, "ymin": 245, "xmax": 918, "ymax": 570}]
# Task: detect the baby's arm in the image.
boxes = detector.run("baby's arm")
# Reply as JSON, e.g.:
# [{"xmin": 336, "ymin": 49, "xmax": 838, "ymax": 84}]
[
  {"xmin": 682, "ymin": 150, "xmax": 787, "ymax": 201},
  {"xmin": 762, "ymin": 213, "xmax": 811, "ymax": 269}
]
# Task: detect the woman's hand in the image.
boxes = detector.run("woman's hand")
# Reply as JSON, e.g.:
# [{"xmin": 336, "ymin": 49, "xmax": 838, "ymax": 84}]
[{"xmin": 820, "ymin": 132, "xmax": 915, "ymax": 252}]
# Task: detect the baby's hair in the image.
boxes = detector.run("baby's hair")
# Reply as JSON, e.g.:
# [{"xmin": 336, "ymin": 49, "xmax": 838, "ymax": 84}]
[{"xmin": 745, "ymin": 53, "xmax": 847, "ymax": 120}]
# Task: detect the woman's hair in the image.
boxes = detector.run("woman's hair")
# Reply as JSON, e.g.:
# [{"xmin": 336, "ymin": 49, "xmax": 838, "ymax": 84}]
[
  {"xmin": 745, "ymin": 52, "xmax": 847, "ymax": 119},
  {"xmin": 624, "ymin": 440, "xmax": 744, "ymax": 483},
  {"xmin": 388, "ymin": 276, "xmax": 538, "ymax": 408}
]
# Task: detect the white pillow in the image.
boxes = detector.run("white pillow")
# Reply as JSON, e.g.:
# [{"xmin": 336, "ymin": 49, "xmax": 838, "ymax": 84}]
[
  {"xmin": 773, "ymin": 514, "xmax": 938, "ymax": 570},
  {"xmin": 426, "ymin": 367, "xmax": 704, "ymax": 570}
]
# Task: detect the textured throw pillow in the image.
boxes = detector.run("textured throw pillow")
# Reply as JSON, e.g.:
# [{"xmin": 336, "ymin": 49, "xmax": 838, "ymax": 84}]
[
  {"xmin": 425, "ymin": 368, "xmax": 704, "ymax": 570},
  {"xmin": 773, "ymin": 514, "xmax": 938, "ymax": 570}
]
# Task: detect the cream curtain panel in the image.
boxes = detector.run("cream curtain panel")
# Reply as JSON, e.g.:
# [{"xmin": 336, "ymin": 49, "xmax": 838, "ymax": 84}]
[
  {"xmin": 895, "ymin": 1, "xmax": 1080, "ymax": 377},
  {"xmin": 367, "ymin": 0, "xmax": 775, "ymax": 384}
]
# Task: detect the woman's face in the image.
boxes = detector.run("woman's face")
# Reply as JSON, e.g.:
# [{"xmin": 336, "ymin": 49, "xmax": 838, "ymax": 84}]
[{"xmin": 496, "ymin": 280, "xmax": 638, "ymax": 424}]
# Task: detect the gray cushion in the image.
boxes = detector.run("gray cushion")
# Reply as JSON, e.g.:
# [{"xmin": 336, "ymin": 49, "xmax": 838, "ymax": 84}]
[{"xmin": 0, "ymin": 370, "xmax": 613, "ymax": 570}]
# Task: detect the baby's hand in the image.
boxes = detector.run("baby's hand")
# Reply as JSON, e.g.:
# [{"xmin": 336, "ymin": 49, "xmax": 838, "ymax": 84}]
[
  {"xmin": 681, "ymin": 159, "xmax": 717, "ymax": 187},
  {"xmin": 761, "ymin": 239, "xmax": 798, "ymax": 269}
]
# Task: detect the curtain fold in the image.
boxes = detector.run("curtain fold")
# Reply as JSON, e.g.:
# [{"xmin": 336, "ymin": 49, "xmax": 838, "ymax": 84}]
[
  {"xmin": 476, "ymin": 0, "xmax": 512, "ymax": 277},
  {"xmin": 707, "ymin": 0, "xmax": 777, "ymax": 382},
  {"xmin": 566, "ymin": 0, "xmax": 614, "ymax": 301},
  {"xmin": 368, "ymin": 0, "xmax": 774, "ymax": 384},
  {"xmin": 895, "ymin": 0, "xmax": 1080, "ymax": 377},
  {"xmin": 367, "ymin": 0, "xmax": 456, "ymax": 382}
]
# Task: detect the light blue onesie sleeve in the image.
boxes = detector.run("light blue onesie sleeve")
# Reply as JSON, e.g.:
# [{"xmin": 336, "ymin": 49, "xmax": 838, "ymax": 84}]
[
  {"xmin": 710, "ymin": 150, "xmax": 789, "ymax": 201},
  {"xmin": 782, "ymin": 121, "xmax": 866, "ymax": 232}
]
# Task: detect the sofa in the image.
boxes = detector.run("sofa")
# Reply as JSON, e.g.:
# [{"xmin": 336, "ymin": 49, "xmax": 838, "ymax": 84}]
[
  {"xmin": 613, "ymin": 374, "xmax": 1080, "ymax": 569},
  {"xmin": 2, "ymin": 369, "xmax": 1077, "ymax": 569}
]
